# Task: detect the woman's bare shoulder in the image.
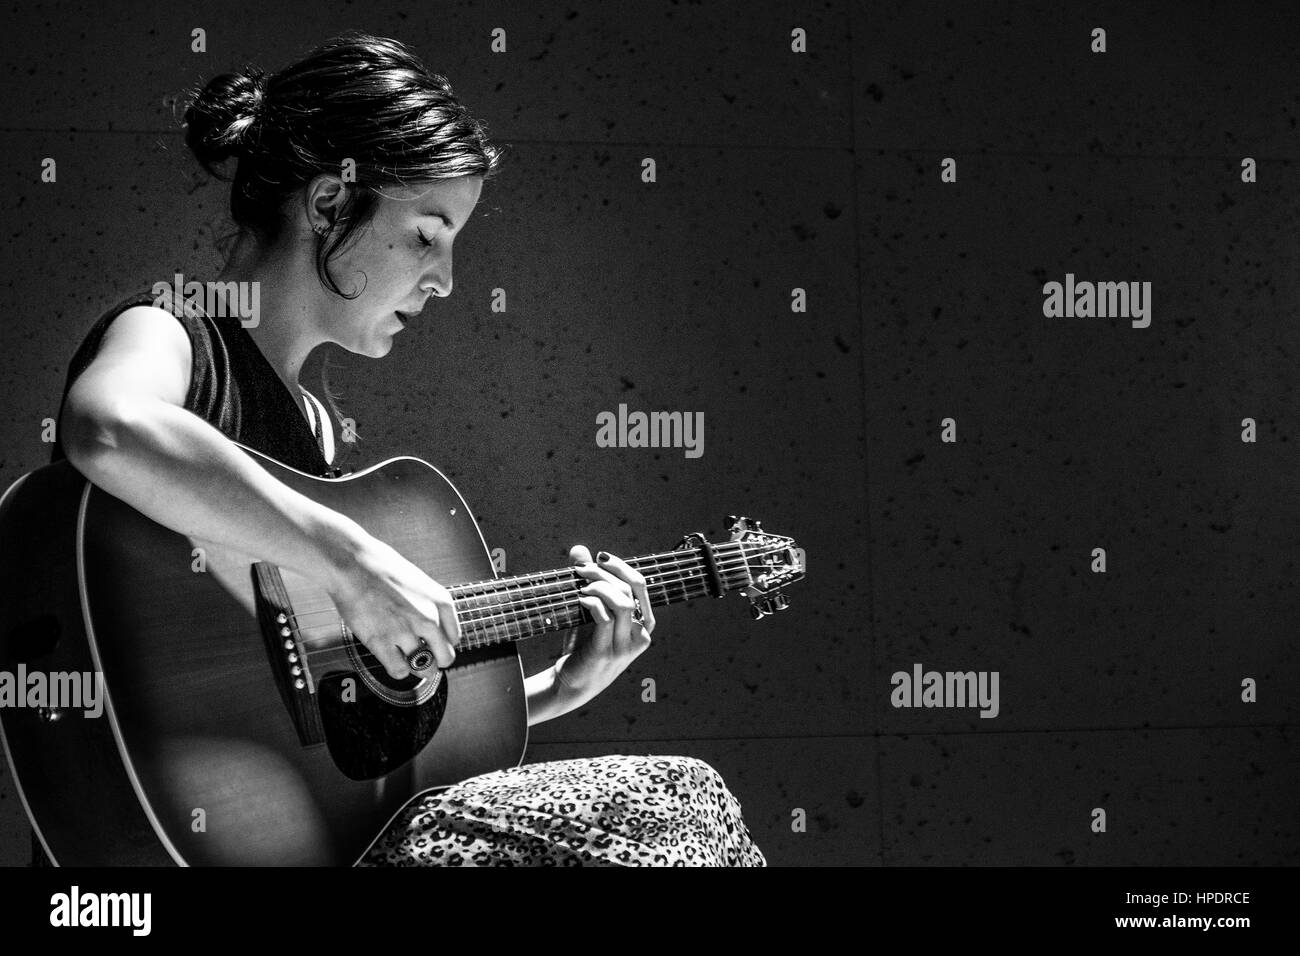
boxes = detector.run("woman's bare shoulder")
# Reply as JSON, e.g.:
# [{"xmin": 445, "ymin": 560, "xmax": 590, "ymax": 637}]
[
  {"xmin": 68, "ymin": 303, "xmax": 195, "ymax": 408},
  {"xmin": 98, "ymin": 304, "xmax": 193, "ymax": 357}
]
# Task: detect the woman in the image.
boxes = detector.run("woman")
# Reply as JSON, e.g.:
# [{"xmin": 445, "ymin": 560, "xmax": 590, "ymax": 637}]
[{"xmin": 39, "ymin": 31, "xmax": 765, "ymax": 866}]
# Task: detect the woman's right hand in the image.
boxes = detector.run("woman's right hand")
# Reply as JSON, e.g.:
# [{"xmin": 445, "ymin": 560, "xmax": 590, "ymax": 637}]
[{"xmin": 319, "ymin": 526, "xmax": 460, "ymax": 680}]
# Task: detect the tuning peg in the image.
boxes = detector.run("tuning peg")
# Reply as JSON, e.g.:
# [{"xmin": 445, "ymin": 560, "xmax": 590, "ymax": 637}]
[
  {"xmin": 726, "ymin": 514, "xmax": 738, "ymax": 526},
  {"xmin": 750, "ymin": 601, "xmax": 768, "ymax": 621},
  {"xmin": 773, "ymin": 592, "xmax": 789, "ymax": 611}
]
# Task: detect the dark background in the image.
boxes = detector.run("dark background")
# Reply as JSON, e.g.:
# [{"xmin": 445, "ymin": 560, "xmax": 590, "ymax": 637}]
[{"xmin": 0, "ymin": 0, "xmax": 1296, "ymax": 866}]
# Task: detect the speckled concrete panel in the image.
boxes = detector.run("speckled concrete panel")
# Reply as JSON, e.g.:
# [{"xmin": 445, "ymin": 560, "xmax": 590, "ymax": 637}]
[
  {"xmin": 860, "ymin": 151, "xmax": 1298, "ymax": 733},
  {"xmin": 0, "ymin": 1, "xmax": 852, "ymax": 148},
  {"xmin": 879, "ymin": 727, "xmax": 1298, "ymax": 865},
  {"xmin": 852, "ymin": 1, "xmax": 1300, "ymax": 155}
]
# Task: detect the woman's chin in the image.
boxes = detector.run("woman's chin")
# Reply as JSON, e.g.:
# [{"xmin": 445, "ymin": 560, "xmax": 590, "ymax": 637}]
[{"xmin": 337, "ymin": 329, "xmax": 398, "ymax": 359}]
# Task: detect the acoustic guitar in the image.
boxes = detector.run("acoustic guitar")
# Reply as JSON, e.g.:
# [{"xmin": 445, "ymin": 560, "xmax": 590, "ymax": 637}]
[{"xmin": 0, "ymin": 445, "xmax": 803, "ymax": 865}]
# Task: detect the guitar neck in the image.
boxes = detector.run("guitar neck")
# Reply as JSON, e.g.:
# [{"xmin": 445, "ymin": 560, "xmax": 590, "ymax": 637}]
[{"xmin": 449, "ymin": 541, "xmax": 753, "ymax": 649}]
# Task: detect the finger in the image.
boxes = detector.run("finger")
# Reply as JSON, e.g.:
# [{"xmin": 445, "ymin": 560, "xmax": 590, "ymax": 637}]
[
  {"xmin": 579, "ymin": 595, "xmax": 613, "ymax": 647},
  {"xmin": 362, "ymin": 626, "xmax": 411, "ymax": 680},
  {"xmin": 568, "ymin": 543, "xmax": 593, "ymax": 566},
  {"xmin": 594, "ymin": 551, "xmax": 656, "ymax": 634},
  {"xmin": 394, "ymin": 627, "xmax": 455, "ymax": 671},
  {"xmin": 433, "ymin": 595, "xmax": 461, "ymax": 648},
  {"xmin": 579, "ymin": 578, "xmax": 636, "ymax": 616},
  {"xmin": 429, "ymin": 637, "xmax": 455, "ymax": 669},
  {"xmin": 573, "ymin": 560, "xmax": 634, "ymax": 599},
  {"xmin": 401, "ymin": 609, "xmax": 454, "ymax": 667},
  {"xmin": 579, "ymin": 579, "xmax": 636, "ymax": 650},
  {"xmin": 410, "ymin": 627, "xmax": 456, "ymax": 669},
  {"xmin": 578, "ymin": 592, "xmax": 612, "ymax": 622},
  {"xmin": 574, "ymin": 561, "xmax": 646, "ymax": 635}
]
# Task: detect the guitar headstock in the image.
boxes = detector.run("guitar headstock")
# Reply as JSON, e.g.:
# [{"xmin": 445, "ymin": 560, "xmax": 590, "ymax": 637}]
[{"xmin": 727, "ymin": 515, "xmax": 805, "ymax": 620}]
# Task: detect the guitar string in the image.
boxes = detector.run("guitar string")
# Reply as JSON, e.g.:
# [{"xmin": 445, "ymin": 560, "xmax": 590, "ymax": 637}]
[
  {"xmin": 290, "ymin": 561, "xmax": 747, "ymax": 654},
  {"xmin": 282, "ymin": 557, "xmax": 754, "ymax": 670},
  {"xmin": 425, "ymin": 540, "xmax": 753, "ymax": 593},
  {"xmin": 286, "ymin": 572, "xmax": 733, "ymax": 660},
  {"xmin": 260, "ymin": 543, "xmax": 777, "ymax": 677},
  {"xmin": 279, "ymin": 542, "xmax": 752, "ymax": 622},
  {"xmin": 284, "ymin": 556, "xmax": 757, "ymax": 669},
  {"xmin": 292, "ymin": 602, "xmax": 722, "ymax": 674},
  {"xmin": 288, "ymin": 547, "xmax": 751, "ymax": 636},
  {"xmin": 293, "ymin": 564, "xmax": 740, "ymax": 641},
  {"xmin": 277, "ymin": 547, "xmax": 754, "ymax": 635},
  {"xmin": 286, "ymin": 576, "xmax": 736, "ymax": 673},
  {"xmin": 258, "ymin": 539, "xmax": 789, "ymax": 690},
  {"xmin": 281, "ymin": 542, "xmax": 759, "ymax": 628}
]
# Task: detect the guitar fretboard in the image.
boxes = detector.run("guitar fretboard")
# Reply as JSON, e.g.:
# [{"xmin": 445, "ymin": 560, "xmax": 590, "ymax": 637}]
[{"xmin": 448, "ymin": 541, "xmax": 754, "ymax": 648}]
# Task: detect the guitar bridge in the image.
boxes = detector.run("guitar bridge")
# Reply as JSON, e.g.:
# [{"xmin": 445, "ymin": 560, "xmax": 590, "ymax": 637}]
[{"xmin": 252, "ymin": 562, "xmax": 325, "ymax": 746}]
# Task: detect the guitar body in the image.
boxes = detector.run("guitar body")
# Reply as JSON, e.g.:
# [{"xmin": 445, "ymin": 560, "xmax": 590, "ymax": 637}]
[{"xmin": 0, "ymin": 447, "xmax": 527, "ymax": 866}]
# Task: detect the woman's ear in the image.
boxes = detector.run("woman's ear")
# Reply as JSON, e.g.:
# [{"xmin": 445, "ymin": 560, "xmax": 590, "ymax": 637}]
[{"xmin": 303, "ymin": 173, "xmax": 349, "ymax": 233}]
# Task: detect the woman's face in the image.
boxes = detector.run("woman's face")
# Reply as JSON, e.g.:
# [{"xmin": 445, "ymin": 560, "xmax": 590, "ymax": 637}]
[{"xmin": 316, "ymin": 174, "xmax": 484, "ymax": 357}]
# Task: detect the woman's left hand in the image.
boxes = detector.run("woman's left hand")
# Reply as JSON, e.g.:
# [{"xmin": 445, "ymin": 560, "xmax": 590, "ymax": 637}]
[{"xmin": 554, "ymin": 544, "xmax": 655, "ymax": 704}]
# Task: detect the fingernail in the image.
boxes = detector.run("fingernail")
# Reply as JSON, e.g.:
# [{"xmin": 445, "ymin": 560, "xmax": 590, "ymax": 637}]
[{"xmin": 597, "ymin": 551, "xmax": 610, "ymax": 562}]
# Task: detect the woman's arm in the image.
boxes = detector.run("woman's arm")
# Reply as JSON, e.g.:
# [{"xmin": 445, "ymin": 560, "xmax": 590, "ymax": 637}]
[{"xmin": 60, "ymin": 305, "xmax": 459, "ymax": 679}]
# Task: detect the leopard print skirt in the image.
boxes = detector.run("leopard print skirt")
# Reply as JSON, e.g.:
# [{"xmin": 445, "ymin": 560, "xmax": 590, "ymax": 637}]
[{"xmin": 355, "ymin": 754, "xmax": 767, "ymax": 867}]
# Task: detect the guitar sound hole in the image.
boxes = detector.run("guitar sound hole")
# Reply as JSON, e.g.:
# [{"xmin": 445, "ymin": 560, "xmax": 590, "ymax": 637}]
[{"xmin": 316, "ymin": 668, "xmax": 448, "ymax": 781}]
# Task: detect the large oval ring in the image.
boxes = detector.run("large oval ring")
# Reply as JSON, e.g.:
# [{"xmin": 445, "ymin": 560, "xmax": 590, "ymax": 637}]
[
  {"xmin": 407, "ymin": 642, "xmax": 436, "ymax": 672},
  {"xmin": 631, "ymin": 598, "xmax": 646, "ymax": 628}
]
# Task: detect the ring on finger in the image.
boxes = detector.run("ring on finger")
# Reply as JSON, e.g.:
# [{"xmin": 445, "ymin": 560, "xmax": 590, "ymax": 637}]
[
  {"xmin": 407, "ymin": 639, "xmax": 436, "ymax": 672},
  {"xmin": 631, "ymin": 597, "xmax": 646, "ymax": 628}
]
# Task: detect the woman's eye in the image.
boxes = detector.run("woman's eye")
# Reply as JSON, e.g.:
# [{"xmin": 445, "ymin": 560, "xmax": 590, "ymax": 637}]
[{"xmin": 417, "ymin": 229, "xmax": 433, "ymax": 248}]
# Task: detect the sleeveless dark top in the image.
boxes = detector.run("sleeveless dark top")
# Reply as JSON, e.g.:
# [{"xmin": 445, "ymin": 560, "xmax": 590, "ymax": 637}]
[{"xmin": 50, "ymin": 288, "xmax": 331, "ymax": 475}]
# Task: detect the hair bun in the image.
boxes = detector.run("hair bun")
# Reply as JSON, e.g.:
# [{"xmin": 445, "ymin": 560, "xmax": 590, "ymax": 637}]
[
  {"xmin": 236, "ymin": 66, "xmax": 267, "ymax": 119},
  {"xmin": 183, "ymin": 65, "xmax": 270, "ymax": 173}
]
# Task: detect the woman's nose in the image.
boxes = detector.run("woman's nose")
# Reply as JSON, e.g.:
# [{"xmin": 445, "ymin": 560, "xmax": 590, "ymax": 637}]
[{"xmin": 426, "ymin": 252, "xmax": 452, "ymax": 297}]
